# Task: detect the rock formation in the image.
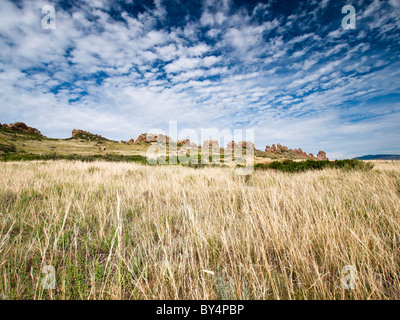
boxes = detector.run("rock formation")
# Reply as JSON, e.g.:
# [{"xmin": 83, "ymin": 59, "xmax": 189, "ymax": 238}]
[
  {"xmin": 227, "ymin": 141, "xmax": 235, "ymax": 149},
  {"xmin": 203, "ymin": 140, "xmax": 219, "ymax": 149},
  {"xmin": 236, "ymin": 141, "xmax": 255, "ymax": 150},
  {"xmin": 72, "ymin": 129, "xmax": 91, "ymax": 138},
  {"xmin": 228, "ymin": 141, "xmax": 255, "ymax": 150},
  {"xmin": 71, "ymin": 129, "xmax": 108, "ymax": 141},
  {"xmin": 1, "ymin": 122, "xmax": 43, "ymax": 136},
  {"xmin": 134, "ymin": 133, "xmax": 173, "ymax": 144},
  {"xmin": 120, "ymin": 139, "xmax": 135, "ymax": 144},
  {"xmin": 121, "ymin": 139, "xmax": 134, "ymax": 144},
  {"xmin": 317, "ymin": 150, "xmax": 328, "ymax": 160},
  {"xmin": 264, "ymin": 142, "xmax": 327, "ymax": 160},
  {"xmin": 177, "ymin": 139, "xmax": 190, "ymax": 146}
]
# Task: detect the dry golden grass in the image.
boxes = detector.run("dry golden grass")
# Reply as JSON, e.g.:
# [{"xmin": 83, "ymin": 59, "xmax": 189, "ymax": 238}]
[{"xmin": 0, "ymin": 160, "xmax": 399, "ymax": 299}]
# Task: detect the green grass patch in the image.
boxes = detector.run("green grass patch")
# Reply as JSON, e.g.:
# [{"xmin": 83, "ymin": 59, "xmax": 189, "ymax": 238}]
[
  {"xmin": 0, "ymin": 152, "xmax": 148, "ymax": 164},
  {"xmin": 0, "ymin": 126, "xmax": 46, "ymax": 141},
  {"xmin": 254, "ymin": 159, "xmax": 374, "ymax": 172}
]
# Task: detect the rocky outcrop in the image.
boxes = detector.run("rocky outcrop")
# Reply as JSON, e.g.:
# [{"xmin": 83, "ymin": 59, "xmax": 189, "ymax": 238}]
[
  {"xmin": 72, "ymin": 129, "xmax": 88, "ymax": 138},
  {"xmin": 203, "ymin": 140, "xmax": 219, "ymax": 149},
  {"xmin": 295, "ymin": 148, "xmax": 307, "ymax": 157},
  {"xmin": 236, "ymin": 141, "xmax": 255, "ymax": 150},
  {"xmin": 177, "ymin": 139, "xmax": 190, "ymax": 146},
  {"xmin": 121, "ymin": 139, "xmax": 135, "ymax": 144},
  {"xmin": 134, "ymin": 133, "xmax": 173, "ymax": 144},
  {"xmin": 277, "ymin": 143, "xmax": 288, "ymax": 152},
  {"xmin": 264, "ymin": 142, "xmax": 327, "ymax": 160},
  {"xmin": 317, "ymin": 151, "xmax": 328, "ymax": 160},
  {"xmin": 1, "ymin": 122, "xmax": 43, "ymax": 136},
  {"xmin": 71, "ymin": 129, "xmax": 109, "ymax": 141},
  {"xmin": 227, "ymin": 141, "xmax": 235, "ymax": 149},
  {"xmin": 227, "ymin": 141, "xmax": 255, "ymax": 150}
]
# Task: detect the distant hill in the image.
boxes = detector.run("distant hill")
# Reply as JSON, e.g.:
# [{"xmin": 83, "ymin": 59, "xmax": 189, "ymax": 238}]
[
  {"xmin": 1, "ymin": 121, "xmax": 331, "ymax": 164},
  {"xmin": 355, "ymin": 154, "xmax": 400, "ymax": 160}
]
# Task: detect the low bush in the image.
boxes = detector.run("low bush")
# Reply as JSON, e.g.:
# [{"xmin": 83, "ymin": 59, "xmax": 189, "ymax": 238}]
[
  {"xmin": 254, "ymin": 159, "xmax": 374, "ymax": 172},
  {"xmin": 0, "ymin": 142, "xmax": 17, "ymax": 153},
  {"xmin": 0, "ymin": 152, "xmax": 148, "ymax": 164}
]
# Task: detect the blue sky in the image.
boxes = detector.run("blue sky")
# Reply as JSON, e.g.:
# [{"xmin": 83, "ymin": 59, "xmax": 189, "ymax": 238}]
[{"xmin": 0, "ymin": 0, "xmax": 399, "ymax": 159}]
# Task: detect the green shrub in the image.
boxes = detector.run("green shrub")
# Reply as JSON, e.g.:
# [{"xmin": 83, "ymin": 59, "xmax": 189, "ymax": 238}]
[
  {"xmin": 254, "ymin": 159, "xmax": 374, "ymax": 173},
  {"xmin": 0, "ymin": 142, "xmax": 16, "ymax": 153},
  {"xmin": 0, "ymin": 152, "xmax": 148, "ymax": 164}
]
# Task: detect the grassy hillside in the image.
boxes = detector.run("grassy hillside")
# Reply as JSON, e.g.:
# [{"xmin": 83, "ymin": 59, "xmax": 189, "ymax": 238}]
[
  {"xmin": 0, "ymin": 126, "xmax": 322, "ymax": 166},
  {"xmin": 0, "ymin": 126, "xmax": 149, "ymax": 157},
  {"xmin": 0, "ymin": 160, "xmax": 399, "ymax": 299}
]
